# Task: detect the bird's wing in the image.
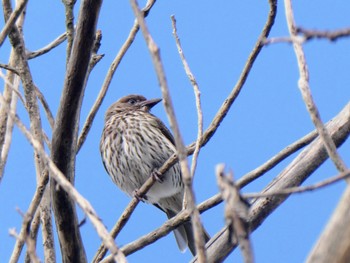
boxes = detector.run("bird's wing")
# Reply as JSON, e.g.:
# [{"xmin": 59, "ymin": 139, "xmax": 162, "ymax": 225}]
[{"xmin": 154, "ymin": 116, "xmax": 176, "ymax": 146}]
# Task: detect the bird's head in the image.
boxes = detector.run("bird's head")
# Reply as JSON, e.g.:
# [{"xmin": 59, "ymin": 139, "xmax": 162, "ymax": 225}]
[{"xmin": 105, "ymin": 94, "xmax": 162, "ymax": 121}]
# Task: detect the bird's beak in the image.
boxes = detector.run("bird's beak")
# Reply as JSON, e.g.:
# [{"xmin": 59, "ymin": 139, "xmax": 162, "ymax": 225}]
[{"xmin": 141, "ymin": 98, "xmax": 162, "ymax": 110}]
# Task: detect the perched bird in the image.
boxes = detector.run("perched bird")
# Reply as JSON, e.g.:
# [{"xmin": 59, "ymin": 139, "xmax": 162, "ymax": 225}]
[{"xmin": 100, "ymin": 94, "xmax": 209, "ymax": 255}]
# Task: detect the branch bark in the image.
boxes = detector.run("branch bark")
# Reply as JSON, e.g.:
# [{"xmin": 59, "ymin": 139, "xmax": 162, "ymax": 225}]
[
  {"xmin": 306, "ymin": 184, "xmax": 350, "ymax": 262},
  {"xmin": 50, "ymin": 0, "xmax": 102, "ymax": 262}
]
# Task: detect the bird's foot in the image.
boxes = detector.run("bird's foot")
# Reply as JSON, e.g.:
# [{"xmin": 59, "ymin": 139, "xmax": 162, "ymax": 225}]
[
  {"xmin": 151, "ymin": 169, "xmax": 163, "ymax": 183},
  {"xmin": 133, "ymin": 189, "xmax": 143, "ymax": 201}
]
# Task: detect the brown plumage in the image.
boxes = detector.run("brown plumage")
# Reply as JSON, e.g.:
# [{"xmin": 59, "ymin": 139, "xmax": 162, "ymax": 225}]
[{"xmin": 100, "ymin": 94, "xmax": 209, "ymax": 255}]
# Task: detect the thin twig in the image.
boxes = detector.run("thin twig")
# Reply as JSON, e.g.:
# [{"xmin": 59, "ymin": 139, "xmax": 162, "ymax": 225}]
[
  {"xmin": 216, "ymin": 165, "xmax": 254, "ymax": 263},
  {"xmin": 77, "ymin": 0, "xmax": 156, "ymax": 153},
  {"xmin": 0, "ymin": 0, "xmax": 28, "ymax": 46},
  {"xmin": 0, "ymin": 63, "xmax": 19, "ymax": 182},
  {"xmin": 35, "ymin": 85, "xmax": 55, "ymax": 129},
  {"xmin": 100, "ymin": 210, "xmax": 192, "ymax": 262},
  {"xmin": 284, "ymin": 0, "xmax": 348, "ymax": 175},
  {"xmin": 264, "ymin": 27, "xmax": 350, "ymax": 45},
  {"xmin": 9, "ymin": 227, "xmax": 41, "ymax": 263},
  {"xmin": 24, "ymin": 209, "xmax": 41, "ymax": 263},
  {"xmin": 62, "ymin": 0, "xmax": 75, "ymax": 64},
  {"xmin": 130, "ymin": 0, "xmax": 207, "ymax": 261},
  {"xmin": 171, "ymin": 15, "xmax": 203, "ymax": 180},
  {"xmin": 26, "ymin": 31, "xmax": 67, "ymax": 59},
  {"xmin": 237, "ymin": 129, "xmax": 318, "ymax": 187},
  {"xmin": 171, "ymin": 15, "xmax": 206, "ymax": 257},
  {"xmin": 297, "ymin": 27, "xmax": 350, "ymax": 41},
  {"xmin": 0, "ymin": 63, "xmax": 19, "ymax": 75},
  {"xmin": 91, "ymin": 4, "xmax": 157, "ymax": 262},
  {"xmin": 244, "ymin": 170, "xmax": 350, "ymax": 199}
]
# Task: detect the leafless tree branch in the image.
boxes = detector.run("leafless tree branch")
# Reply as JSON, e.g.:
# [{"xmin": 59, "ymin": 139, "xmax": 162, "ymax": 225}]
[
  {"xmin": 192, "ymin": 101, "xmax": 350, "ymax": 262},
  {"xmin": 307, "ymin": 185, "xmax": 350, "ymax": 262},
  {"xmin": 50, "ymin": 0, "xmax": 102, "ymax": 262},
  {"xmin": 171, "ymin": 15, "xmax": 204, "ymax": 181},
  {"xmin": 284, "ymin": 0, "xmax": 348, "ymax": 175},
  {"xmin": 0, "ymin": 59, "xmax": 19, "ymax": 181},
  {"xmin": 216, "ymin": 165, "xmax": 254, "ymax": 263},
  {"xmin": 297, "ymin": 27, "xmax": 350, "ymax": 41},
  {"xmin": 0, "ymin": 0, "xmax": 28, "ymax": 46},
  {"xmin": 27, "ymin": 31, "xmax": 67, "ymax": 59},
  {"xmin": 244, "ymin": 170, "xmax": 350, "ymax": 198},
  {"xmin": 130, "ymin": 0, "xmax": 208, "ymax": 261},
  {"xmin": 62, "ymin": 0, "xmax": 76, "ymax": 64}
]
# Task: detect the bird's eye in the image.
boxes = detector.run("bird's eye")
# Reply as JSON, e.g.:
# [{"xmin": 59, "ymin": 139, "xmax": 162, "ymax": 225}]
[{"xmin": 128, "ymin": 99, "xmax": 137, "ymax": 105}]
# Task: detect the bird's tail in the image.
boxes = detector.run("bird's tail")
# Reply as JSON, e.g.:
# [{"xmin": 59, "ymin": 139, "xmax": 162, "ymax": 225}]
[{"xmin": 166, "ymin": 210, "xmax": 210, "ymax": 256}]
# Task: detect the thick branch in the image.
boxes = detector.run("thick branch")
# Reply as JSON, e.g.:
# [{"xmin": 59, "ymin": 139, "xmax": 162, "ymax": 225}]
[
  {"xmin": 50, "ymin": 1, "xmax": 102, "ymax": 262},
  {"xmin": 306, "ymin": 184, "xmax": 350, "ymax": 262}
]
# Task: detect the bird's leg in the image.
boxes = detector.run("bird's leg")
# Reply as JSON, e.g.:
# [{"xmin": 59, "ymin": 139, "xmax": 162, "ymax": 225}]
[{"xmin": 151, "ymin": 169, "xmax": 163, "ymax": 183}]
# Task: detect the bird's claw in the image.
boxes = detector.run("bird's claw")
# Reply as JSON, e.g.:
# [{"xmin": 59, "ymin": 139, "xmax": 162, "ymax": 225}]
[
  {"xmin": 133, "ymin": 189, "xmax": 142, "ymax": 201},
  {"xmin": 151, "ymin": 169, "xmax": 163, "ymax": 183}
]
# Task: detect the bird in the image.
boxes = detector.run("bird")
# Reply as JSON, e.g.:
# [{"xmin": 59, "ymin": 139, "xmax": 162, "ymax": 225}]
[{"xmin": 100, "ymin": 94, "xmax": 209, "ymax": 255}]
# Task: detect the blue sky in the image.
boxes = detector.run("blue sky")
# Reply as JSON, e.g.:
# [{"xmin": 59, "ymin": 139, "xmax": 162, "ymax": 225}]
[{"xmin": 1, "ymin": 1, "xmax": 349, "ymax": 262}]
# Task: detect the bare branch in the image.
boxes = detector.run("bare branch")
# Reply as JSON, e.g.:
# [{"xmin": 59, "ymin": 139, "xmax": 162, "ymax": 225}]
[
  {"xmin": 100, "ymin": 209, "xmax": 192, "ymax": 263},
  {"xmin": 35, "ymin": 85, "xmax": 55, "ymax": 129},
  {"xmin": 263, "ymin": 27, "xmax": 350, "ymax": 45},
  {"xmin": 24, "ymin": 210, "xmax": 41, "ymax": 263},
  {"xmin": 284, "ymin": 0, "xmax": 348, "ymax": 174},
  {"xmin": 244, "ymin": 170, "xmax": 350, "ymax": 198},
  {"xmin": 27, "ymin": 32, "xmax": 67, "ymax": 59},
  {"xmin": 9, "ymin": 227, "xmax": 41, "ymax": 263},
  {"xmin": 171, "ymin": 15, "xmax": 204, "ymax": 180},
  {"xmin": 50, "ymin": 0, "xmax": 103, "ymax": 262},
  {"xmin": 297, "ymin": 27, "xmax": 350, "ymax": 41},
  {"xmin": 62, "ymin": 0, "xmax": 76, "ymax": 64},
  {"xmin": 307, "ymin": 185, "xmax": 350, "ymax": 262},
  {"xmin": 130, "ymin": 0, "xmax": 208, "ymax": 260},
  {"xmin": 0, "ymin": 0, "xmax": 28, "ymax": 46},
  {"xmin": 216, "ymin": 165, "xmax": 254, "ymax": 263},
  {"xmin": 237, "ymin": 129, "xmax": 318, "ymax": 187},
  {"xmin": 0, "ymin": 63, "xmax": 19, "ymax": 74},
  {"xmin": 0, "ymin": 61, "xmax": 19, "ymax": 181}
]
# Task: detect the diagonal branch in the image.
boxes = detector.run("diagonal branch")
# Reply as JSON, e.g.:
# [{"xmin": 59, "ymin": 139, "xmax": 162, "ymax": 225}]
[
  {"xmin": 0, "ymin": 0, "xmax": 28, "ymax": 46},
  {"xmin": 193, "ymin": 101, "xmax": 350, "ymax": 262}
]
